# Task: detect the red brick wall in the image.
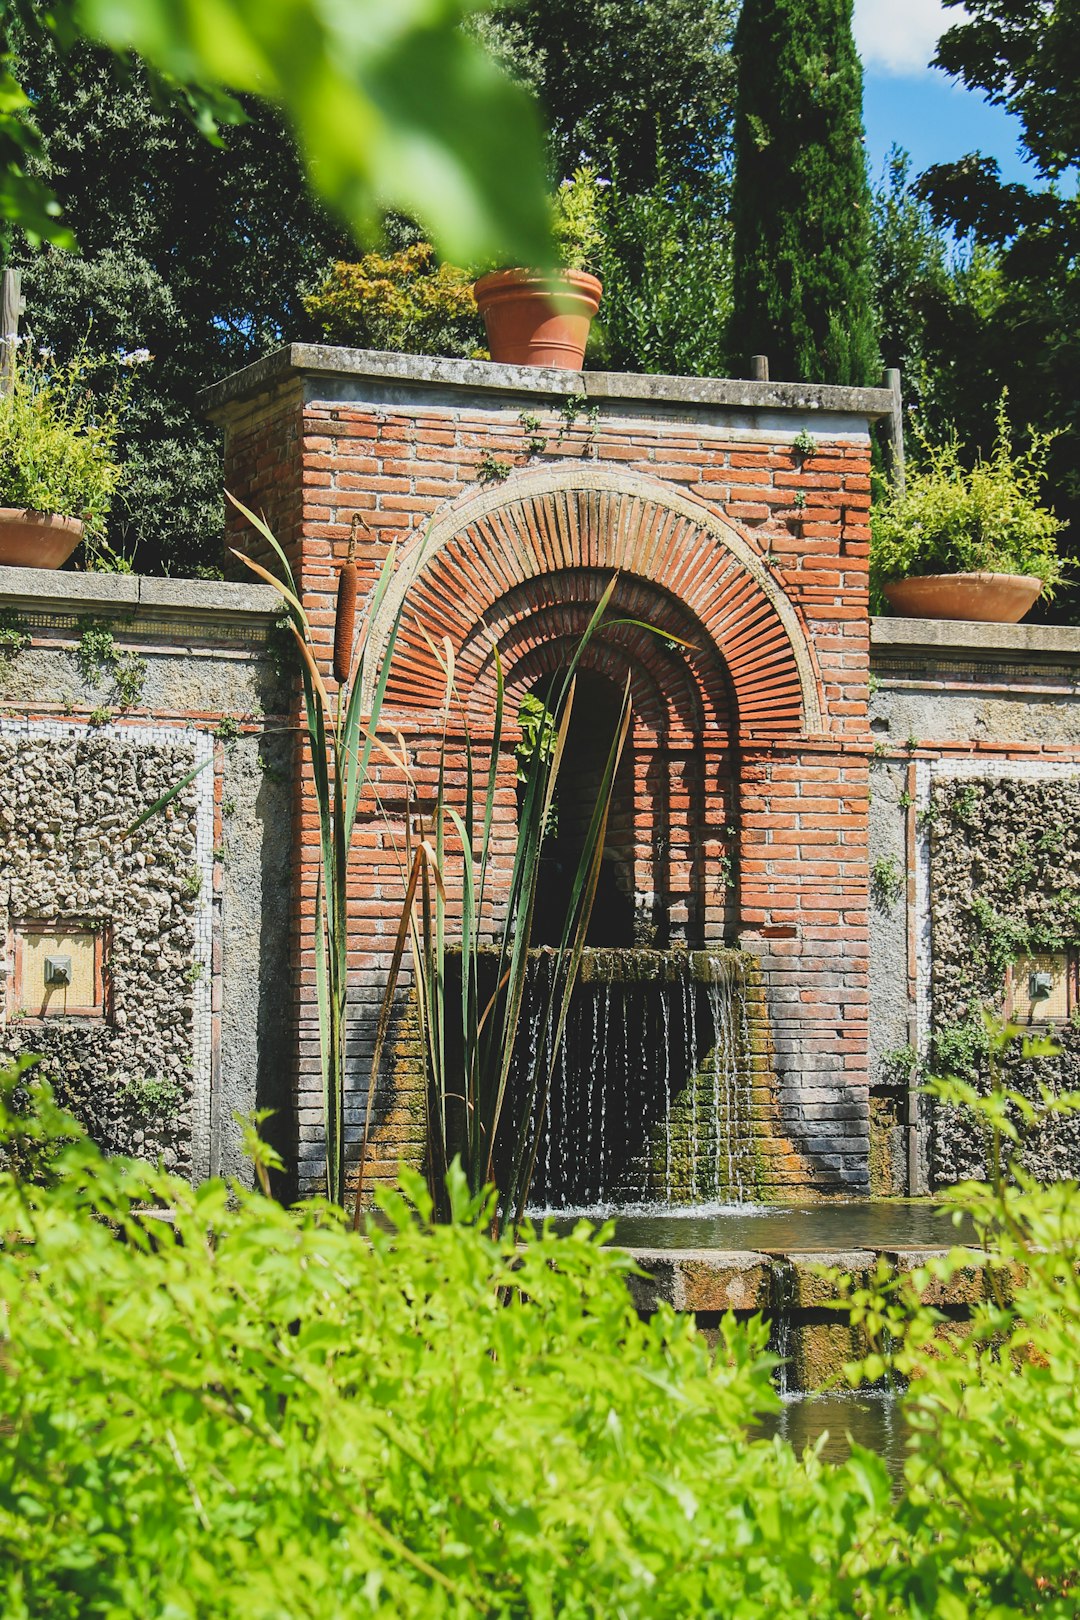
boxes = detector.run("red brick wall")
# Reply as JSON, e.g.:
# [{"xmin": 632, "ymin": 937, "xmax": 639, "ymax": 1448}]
[{"xmin": 220, "ymin": 375, "xmax": 874, "ymax": 1196}]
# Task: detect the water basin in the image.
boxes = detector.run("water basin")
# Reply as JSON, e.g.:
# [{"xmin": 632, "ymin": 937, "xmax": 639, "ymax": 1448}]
[
  {"xmin": 541, "ymin": 1198, "xmax": 976, "ymax": 1252},
  {"xmin": 756, "ymin": 1389, "xmax": 908, "ymax": 1482}
]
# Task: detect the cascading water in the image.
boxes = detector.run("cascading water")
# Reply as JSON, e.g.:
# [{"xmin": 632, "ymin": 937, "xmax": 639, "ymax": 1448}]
[{"xmin": 509, "ymin": 947, "xmax": 762, "ymax": 1211}]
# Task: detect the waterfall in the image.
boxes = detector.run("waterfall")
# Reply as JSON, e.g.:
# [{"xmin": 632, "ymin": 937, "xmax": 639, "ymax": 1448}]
[{"xmin": 509, "ymin": 946, "xmax": 761, "ymax": 1212}]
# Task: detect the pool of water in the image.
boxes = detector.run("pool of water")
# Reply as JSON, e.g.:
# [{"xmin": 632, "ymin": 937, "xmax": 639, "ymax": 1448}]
[
  {"xmin": 541, "ymin": 1199, "xmax": 976, "ymax": 1252},
  {"xmin": 756, "ymin": 1389, "xmax": 908, "ymax": 1481}
]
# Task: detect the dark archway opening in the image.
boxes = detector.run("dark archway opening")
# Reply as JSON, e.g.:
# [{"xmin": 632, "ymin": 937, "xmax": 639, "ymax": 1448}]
[{"xmin": 521, "ymin": 670, "xmax": 636, "ymax": 948}]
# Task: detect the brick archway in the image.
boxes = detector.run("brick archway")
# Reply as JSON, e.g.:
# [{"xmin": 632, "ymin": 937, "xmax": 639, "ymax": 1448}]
[{"xmin": 361, "ymin": 464, "xmax": 824, "ymax": 737}]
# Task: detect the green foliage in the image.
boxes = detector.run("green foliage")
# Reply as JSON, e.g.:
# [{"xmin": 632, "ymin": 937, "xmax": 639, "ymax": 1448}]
[
  {"xmin": 482, "ymin": 6, "xmax": 738, "ymax": 378},
  {"xmin": 0, "ymin": 609, "xmax": 29, "ymax": 660},
  {"xmin": 515, "ymin": 692, "xmax": 559, "ymax": 833},
  {"xmin": 730, "ymin": 0, "xmax": 879, "ymax": 385},
  {"xmin": 479, "ymin": 0, "xmax": 738, "ymax": 192},
  {"xmin": 113, "ymin": 1070, "xmax": 185, "ymax": 1120},
  {"xmin": 872, "ymin": 151, "xmax": 1005, "ymax": 447},
  {"xmin": 871, "ymin": 396, "xmax": 1068, "ymax": 595},
  {"xmin": 0, "ymin": 39, "xmax": 74, "ymax": 250},
  {"xmin": 226, "ymin": 499, "xmax": 407, "ymax": 1205},
  {"xmin": 76, "ymin": 621, "xmax": 146, "ymax": 709},
  {"xmin": 7, "ymin": 17, "xmax": 354, "ymax": 575},
  {"xmin": 0, "ymin": 340, "xmax": 136, "ymax": 542},
  {"xmin": 515, "ymin": 692, "xmax": 558, "ymax": 784},
  {"xmin": 0, "ymin": 1064, "xmax": 905, "ymax": 1618},
  {"xmin": 920, "ymin": 0, "xmax": 1079, "ymax": 263},
  {"xmin": 303, "ymin": 243, "xmax": 483, "ymax": 358},
  {"xmin": 552, "ymin": 164, "xmax": 605, "ymax": 272},
  {"xmin": 870, "ymin": 855, "xmax": 904, "ymax": 911},
  {"xmin": 475, "ymin": 452, "xmax": 513, "ymax": 484},
  {"xmin": 6, "ymin": 0, "xmax": 547, "ymax": 576},
  {"xmin": 591, "ymin": 150, "xmax": 733, "ymax": 377},
  {"xmin": 518, "ymin": 412, "xmax": 547, "ymax": 456},
  {"xmin": 213, "ymin": 715, "xmax": 242, "ymax": 742},
  {"xmin": 8, "ymin": 1060, "xmax": 1080, "ymax": 1615},
  {"xmin": 5, "ymin": 0, "xmax": 551, "ymax": 272}
]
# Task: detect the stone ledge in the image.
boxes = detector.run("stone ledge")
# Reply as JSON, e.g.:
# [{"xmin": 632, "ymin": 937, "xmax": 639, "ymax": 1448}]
[
  {"xmin": 624, "ymin": 1244, "xmax": 987, "ymax": 1315},
  {"xmin": 200, "ymin": 342, "xmax": 894, "ymax": 426},
  {"xmin": 872, "ymin": 614, "xmax": 1080, "ymax": 663},
  {"xmin": 0, "ymin": 566, "xmax": 281, "ymax": 633}
]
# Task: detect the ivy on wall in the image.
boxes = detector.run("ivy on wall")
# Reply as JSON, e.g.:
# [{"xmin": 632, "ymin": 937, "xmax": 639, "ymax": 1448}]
[{"xmin": 928, "ymin": 776, "xmax": 1080, "ymax": 1185}]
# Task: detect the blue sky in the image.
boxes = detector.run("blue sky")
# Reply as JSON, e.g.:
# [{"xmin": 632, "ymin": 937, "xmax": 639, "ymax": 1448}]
[{"xmin": 853, "ymin": 0, "xmax": 1034, "ymax": 187}]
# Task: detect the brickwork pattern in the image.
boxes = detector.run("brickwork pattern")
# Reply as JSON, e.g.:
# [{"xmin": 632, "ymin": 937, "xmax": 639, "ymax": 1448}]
[{"xmin": 222, "ymin": 379, "xmax": 875, "ymax": 1197}]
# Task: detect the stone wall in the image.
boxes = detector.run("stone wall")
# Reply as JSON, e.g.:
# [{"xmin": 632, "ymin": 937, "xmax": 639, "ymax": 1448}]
[
  {"xmin": 868, "ymin": 618, "xmax": 1080, "ymax": 1192},
  {"xmin": 0, "ymin": 567, "xmax": 292, "ymax": 1186}
]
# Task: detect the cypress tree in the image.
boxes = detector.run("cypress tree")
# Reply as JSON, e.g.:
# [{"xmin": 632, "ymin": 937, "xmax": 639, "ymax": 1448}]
[{"xmin": 731, "ymin": 0, "xmax": 879, "ymax": 385}]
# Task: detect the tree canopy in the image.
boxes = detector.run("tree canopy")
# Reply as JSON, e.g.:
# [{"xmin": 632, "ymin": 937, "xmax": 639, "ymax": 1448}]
[
  {"xmin": 481, "ymin": 0, "xmax": 738, "ymax": 188},
  {"xmin": 730, "ymin": 0, "xmax": 878, "ymax": 385},
  {"xmin": 1, "ymin": 0, "xmax": 550, "ymax": 269},
  {"xmin": 7, "ymin": 17, "xmax": 354, "ymax": 572}
]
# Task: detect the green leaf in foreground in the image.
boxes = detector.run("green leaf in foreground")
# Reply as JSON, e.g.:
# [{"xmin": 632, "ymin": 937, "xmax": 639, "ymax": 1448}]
[{"xmin": 72, "ymin": 0, "xmax": 552, "ymax": 266}]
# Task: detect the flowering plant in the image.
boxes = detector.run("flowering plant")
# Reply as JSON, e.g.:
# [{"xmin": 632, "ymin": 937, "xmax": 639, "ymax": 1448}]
[
  {"xmin": 0, "ymin": 340, "xmax": 148, "ymax": 547},
  {"xmin": 552, "ymin": 165, "xmax": 606, "ymax": 273}
]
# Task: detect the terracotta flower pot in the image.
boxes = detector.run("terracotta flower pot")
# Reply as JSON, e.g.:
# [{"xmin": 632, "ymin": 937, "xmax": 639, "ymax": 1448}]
[
  {"xmin": 472, "ymin": 269, "xmax": 602, "ymax": 370},
  {"xmin": 882, "ymin": 571, "xmax": 1043, "ymax": 624},
  {"xmin": 0, "ymin": 508, "xmax": 85, "ymax": 569}
]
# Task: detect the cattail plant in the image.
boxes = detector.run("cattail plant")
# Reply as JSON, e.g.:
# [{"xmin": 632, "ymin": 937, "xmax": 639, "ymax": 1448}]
[
  {"xmin": 333, "ymin": 515, "xmax": 360, "ymax": 684},
  {"xmin": 230, "ymin": 496, "xmax": 407, "ymax": 1207},
  {"xmin": 132, "ymin": 500, "xmax": 652, "ymax": 1224}
]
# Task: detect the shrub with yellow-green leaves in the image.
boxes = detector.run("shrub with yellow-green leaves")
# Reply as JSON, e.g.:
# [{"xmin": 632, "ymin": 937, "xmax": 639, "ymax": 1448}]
[{"xmin": 303, "ymin": 244, "xmax": 483, "ymax": 359}]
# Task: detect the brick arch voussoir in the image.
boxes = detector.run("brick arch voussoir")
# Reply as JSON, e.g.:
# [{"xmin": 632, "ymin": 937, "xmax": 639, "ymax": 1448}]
[
  {"xmin": 363, "ymin": 465, "xmax": 823, "ymax": 734},
  {"xmin": 453, "ymin": 573, "xmax": 733, "ymax": 736}
]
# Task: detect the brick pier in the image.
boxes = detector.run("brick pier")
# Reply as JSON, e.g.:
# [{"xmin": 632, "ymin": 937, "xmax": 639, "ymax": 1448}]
[{"xmin": 204, "ymin": 348, "xmax": 889, "ymax": 1197}]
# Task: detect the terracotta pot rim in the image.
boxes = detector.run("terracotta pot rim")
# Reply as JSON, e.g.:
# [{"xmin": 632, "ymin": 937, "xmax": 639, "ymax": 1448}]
[
  {"xmin": 473, "ymin": 267, "xmax": 602, "ymax": 299},
  {"xmin": 882, "ymin": 569, "xmax": 1043, "ymax": 588},
  {"xmin": 0, "ymin": 506, "xmax": 85, "ymax": 533}
]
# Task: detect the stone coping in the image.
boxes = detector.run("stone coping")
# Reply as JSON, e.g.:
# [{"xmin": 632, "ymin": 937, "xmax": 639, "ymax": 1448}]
[
  {"xmin": 623, "ymin": 1245, "xmax": 987, "ymax": 1315},
  {"xmin": 200, "ymin": 342, "xmax": 895, "ymax": 425},
  {"xmin": 871, "ymin": 615, "xmax": 1080, "ymax": 663},
  {"xmin": 0, "ymin": 564, "xmax": 280, "ymax": 627}
]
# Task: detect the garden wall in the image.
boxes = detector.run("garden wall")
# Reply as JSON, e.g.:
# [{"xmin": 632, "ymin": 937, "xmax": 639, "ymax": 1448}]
[
  {"xmin": 0, "ymin": 566, "xmax": 293, "ymax": 1185},
  {"xmin": 8, "ymin": 355, "xmax": 1079, "ymax": 1205},
  {"xmin": 867, "ymin": 617, "xmax": 1080, "ymax": 1193}
]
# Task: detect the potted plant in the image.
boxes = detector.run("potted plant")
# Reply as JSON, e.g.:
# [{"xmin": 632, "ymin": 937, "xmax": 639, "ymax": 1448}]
[
  {"xmin": 473, "ymin": 166, "xmax": 604, "ymax": 370},
  {"xmin": 871, "ymin": 399, "xmax": 1068, "ymax": 622},
  {"xmin": 0, "ymin": 340, "xmax": 143, "ymax": 569}
]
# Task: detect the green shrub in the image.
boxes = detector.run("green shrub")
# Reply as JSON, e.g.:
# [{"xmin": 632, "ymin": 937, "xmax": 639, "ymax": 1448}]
[
  {"xmin": 0, "ymin": 342, "xmax": 142, "ymax": 543},
  {"xmin": 303, "ymin": 244, "xmax": 483, "ymax": 358},
  {"xmin": 592, "ymin": 154, "xmax": 733, "ymax": 377},
  {"xmin": 4, "ymin": 1055, "xmax": 1080, "ymax": 1616},
  {"xmin": 839, "ymin": 1056, "xmax": 1080, "ymax": 1615},
  {"xmin": 0, "ymin": 1061, "xmax": 897, "ymax": 1618},
  {"xmin": 871, "ymin": 397, "xmax": 1069, "ymax": 599}
]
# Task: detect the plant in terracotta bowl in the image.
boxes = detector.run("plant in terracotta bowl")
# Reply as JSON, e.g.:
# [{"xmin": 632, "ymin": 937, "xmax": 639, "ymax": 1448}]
[
  {"xmin": 871, "ymin": 398, "xmax": 1068, "ymax": 622},
  {"xmin": 473, "ymin": 166, "xmax": 605, "ymax": 370},
  {"xmin": 0, "ymin": 340, "xmax": 145, "ymax": 569}
]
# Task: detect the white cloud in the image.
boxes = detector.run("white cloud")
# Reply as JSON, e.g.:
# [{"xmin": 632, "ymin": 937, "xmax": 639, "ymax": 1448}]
[{"xmin": 853, "ymin": 0, "xmax": 965, "ymax": 76}]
